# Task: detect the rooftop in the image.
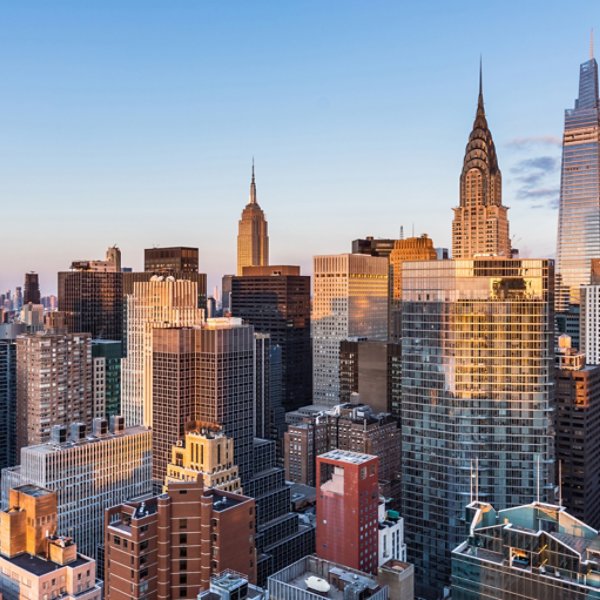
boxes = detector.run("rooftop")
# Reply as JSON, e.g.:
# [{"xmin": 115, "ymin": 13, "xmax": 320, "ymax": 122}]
[
  {"xmin": 14, "ymin": 484, "xmax": 52, "ymax": 498},
  {"xmin": 211, "ymin": 492, "xmax": 246, "ymax": 512},
  {"xmin": 1, "ymin": 553, "xmax": 92, "ymax": 577},
  {"xmin": 318, "ymin": 449, "xmax": 376, "ymax": 465}
]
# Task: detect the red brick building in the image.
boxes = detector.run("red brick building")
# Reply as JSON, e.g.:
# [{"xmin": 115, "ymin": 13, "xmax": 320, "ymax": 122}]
[
  {"xmin": 104, "ymin": 479, "xmax": 256, "ymax": 599},
  {"xmin": 316, "ymin": 450, "xmax": 379, "ymax": 574}
]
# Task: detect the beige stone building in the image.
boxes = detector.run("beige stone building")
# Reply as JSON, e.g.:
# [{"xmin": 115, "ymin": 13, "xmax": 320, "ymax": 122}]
[{"xmin": 165, "ymin": 428, "xmax": 243, "ymax": 494}]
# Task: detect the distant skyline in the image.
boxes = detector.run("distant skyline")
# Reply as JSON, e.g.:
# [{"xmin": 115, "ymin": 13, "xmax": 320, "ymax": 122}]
[{"xmin": 0, "ymin": 1, "xmax": 596, "ymax": 294}]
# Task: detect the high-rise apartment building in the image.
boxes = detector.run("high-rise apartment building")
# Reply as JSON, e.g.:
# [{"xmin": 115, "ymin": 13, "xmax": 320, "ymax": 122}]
[
  {"xmin": 401, "ymin": 258, "xmax": 554, "ymax": 599},
  {"xmin": 16, "ymin": 331, "xmax": 93, "ymax": 452},
  {"xmin": 556, "ymin": 50, "xmax": 600, "ymax": 309},
  {"xmin": 92, "ymin": 339, "xmax": 121, "ymax": 419},
  {"xmin": 23, "ymin": 272, "xmax": 41, "ymax": 305},
  {"xmin": 555, "ymin": 337, "xmax": 600, "ymax": 530},
  {"xmin": 452, "ymin": 500, "xmax": 600, "ymax": 600},
  {"xmin": 316, "ymin": 450, "xmax": 380, "ymax": 575},
  {"xmin": 237, "ymin": 163, "xmax": 269, "ymax": 276},
  {"xmin": 312, "ymin": 254, "xmax": 388, "ymax": 406},
  {"xmin": 121, "ymin": 277, "xmax": 204, "ymax": 427},
  {"xmin": 2, "ymin": 417, "xmax": 152, "ymax": 563},
  {"xmin": 231, "ymin": 265, "xmax": 312, "ymax": 412},
  {"xmin": 165, "ymin": 428, "xmax": 243, "ymax": 494},
  {"xmin": 0, "ymin": 485, "xmax": 102, "ymax": 600},
  {"xmin": 144, "ymin": 246, "xmax": 199, "ymax": 273},
  {"xmin": 451, "ymin": 69, "xmax": 511, "ymax": 260},
  {"xmin": 104, "ymin": 479, "xmax": 257, "ymax": 600},
  {"xmin": 388, "ymin": 234, "xmax": 437, "ymax": 341},
  {"xmin": 58, "ymin": 246, "xmax": 123, "ymax": 340}
]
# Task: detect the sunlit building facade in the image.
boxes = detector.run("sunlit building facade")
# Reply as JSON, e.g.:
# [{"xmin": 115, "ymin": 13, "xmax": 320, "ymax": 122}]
[
  {"xmin": 237, "ymin": 163, "xmax": 269, "ymax": 276},
  {"xmin": 452, "ymin": 70, "xmax": 511, "ymax": 260},
  {"xmin": 312, "ymin": 254, "xmax": 388, "ymax": 406},
  {"xmin": 2, "ymin": 418, "xmax": 152, "ymax": 563},
  {"xmin": 556, "ymin": 53, "xmax": 600, "ymax": 309},
  {"xmin": 401, "ymin": 258, "xmax": 555, "ymax": 599},
  {"xmin": 121, "ymin": 277, "xmax": 203, "ymax": 427}
]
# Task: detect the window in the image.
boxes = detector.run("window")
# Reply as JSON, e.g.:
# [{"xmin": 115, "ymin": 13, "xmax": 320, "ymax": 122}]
[
  {"xmin": 179, "ymin": 534, "xmax": 187, "ymax": 544},
  {"xmin": 180, "ymin": 519, "xmax": 187, "ymax": 530}
]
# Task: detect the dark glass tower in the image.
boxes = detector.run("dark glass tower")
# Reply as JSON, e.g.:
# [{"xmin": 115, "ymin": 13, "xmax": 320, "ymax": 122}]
[
  {"xmin": 23, "ymin": 272, "xmax": 41, "ymax": 305},
  {"xmin": 556, "ymin": 50, "xmax": 600, "ymax": 309}
]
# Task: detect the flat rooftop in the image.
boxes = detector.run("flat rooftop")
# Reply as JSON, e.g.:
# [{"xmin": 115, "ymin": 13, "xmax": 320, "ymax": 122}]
[
  {"xmin": 211, "ymin": 492, "xmax": 246, "ymax": 512},
  {"xmin": 14, "ymin": 484, "xmax": 52, "ymax": 497},
  {"xmin": 286, "ymin": 566, "xmax": 379, "ymax": 599},
  {"xmin": 319, "ymin": 449, "xmax": 376, "ymax": 465},
  {"xmin": 2, "ymin": 553, "xmax": 92, "ymax": 577}
]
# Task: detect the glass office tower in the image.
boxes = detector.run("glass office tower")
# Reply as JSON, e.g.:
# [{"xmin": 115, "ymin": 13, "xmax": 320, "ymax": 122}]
[
  {"xmin": 556, "ymin": 53, "xmax": 600, "ymax": 309},
  {"xmin": 400, "ymin": 258, "xmax": 555, "ymax": 599}
]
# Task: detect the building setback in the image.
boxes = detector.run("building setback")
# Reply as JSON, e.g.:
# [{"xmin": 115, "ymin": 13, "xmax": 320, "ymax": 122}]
[
  {"xmin": 231, "ymin": 265, "xmax": 312, "ymax": 412},
  {"xmin": 316, "ymin": 450, "xmax": 380, "ymax": 575},
  {"xmin": 16, "ymin": 331, "xmax": 93, "ymax": 453},
  {"xmin": 104, "ymin": 479, "xmax": 257, "ymax": 599}
]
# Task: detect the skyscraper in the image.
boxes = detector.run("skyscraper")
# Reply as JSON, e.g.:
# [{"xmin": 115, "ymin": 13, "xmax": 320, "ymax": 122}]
[
  {"xmin": 452, "ymin": 66, "xmax": 511, "ymax": 260},
  {"xmin": 401, "ymin": 258, "xmax": 555, "ymax": 599},
  {"xmin": 556, "ymin": 47, "xmax": 600, "ymax": 309},
  {"xmin": 23, "ymin": 272, "xmax": 40, "ymax": 305},
  {"xmin": 237, "ymin": 162, "xmax": 269, "ymax": 276},
  {"xmin": 316, "ymin": 450, "xmax": 380, "ymax": 574},
  {"xmin": 58, "ymin": 246, "xmax": 124, "ymax": 340},
  {"xmin": 312, "ymin": 254, "xmax": 388, "ymax": 406},
  {"xmin": 121, "ymin": 277, "xmax": 204, "ymax": 427},
  {"xmin": 16, "ymin": 332, "xmax": 93, "ymax": 452},
  {"xmin": 231, "ymin": 265, "xmax": 312, "ymax": 412}
]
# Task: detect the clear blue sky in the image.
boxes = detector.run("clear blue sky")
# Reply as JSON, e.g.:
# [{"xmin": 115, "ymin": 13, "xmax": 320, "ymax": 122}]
[{"xmin": 0, "ymin": 1, "xmax": 595, "ymax": 295}]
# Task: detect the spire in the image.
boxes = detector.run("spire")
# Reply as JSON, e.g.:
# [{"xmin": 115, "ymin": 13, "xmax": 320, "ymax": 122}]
[
  {"xmin": 477, "ymin": 55, "xmax": 485, "ymax": 117},
  {"xmin": 249, "ymin": 157, "xmax": 257, "ymax": 204}
]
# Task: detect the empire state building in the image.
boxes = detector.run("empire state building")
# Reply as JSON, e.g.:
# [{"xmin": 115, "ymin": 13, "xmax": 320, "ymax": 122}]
[
  {"xmin": 236, "ymin": 162, "xmax": 269, "ymax": 275},
  {"xmin": 452, "ymin": 66, "xmax": 511, "ymax": 259}
]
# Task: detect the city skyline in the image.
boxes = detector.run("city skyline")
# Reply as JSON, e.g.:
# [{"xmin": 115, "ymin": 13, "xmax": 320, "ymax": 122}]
[{"xmin": 0, "ymin": 2, "xmax": 596, "ymax": 293}]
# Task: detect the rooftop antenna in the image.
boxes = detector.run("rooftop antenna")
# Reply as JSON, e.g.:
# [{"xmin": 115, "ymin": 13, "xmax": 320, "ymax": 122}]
[
  {"xmin": 558, "ymin": 460, "xmax": 563, "ymax": 508},
  {"xmin": 591, "ymin": 28, "xmax": 595, "ymax": 60},
  {"xmin": 469, "ymin": 460, "xmax": 474, "ymax": 504},
  {"xmin": 536, "ymin": 455, "xmax": 540, "ymax": 503},
  {"xmin": 399, "ymin": 225, "xmax": 404, "ymax": 240},
  {"xmin": 475, "ymin": 456, "xmax": 479, "ymax": 503}
]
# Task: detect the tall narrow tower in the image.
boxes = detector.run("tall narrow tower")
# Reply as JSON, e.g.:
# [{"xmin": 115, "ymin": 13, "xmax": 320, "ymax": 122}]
[
  {"xmin": 452, "ymin": 64, "xmax": 511, "ymax": 259},
  {"xmin": 236, "ymin": 161, "xmax": 269, "ymax": 275},
  {"xmin": 556, "ymin": 40, "xmax": 600, "ymax": 310}
]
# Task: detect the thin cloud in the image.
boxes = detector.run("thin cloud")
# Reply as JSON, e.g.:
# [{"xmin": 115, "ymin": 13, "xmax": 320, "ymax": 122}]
[
  {"xmin": 510, "ymin": 154, "xmax": 560, "ymax": 210},
  {"xmin": 512, "ymin": 156, "xmax": 560, "ymax": 173},
  {"xmin": 506, "ymin": 136, "xmax": 561, "ymax": 149}
]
